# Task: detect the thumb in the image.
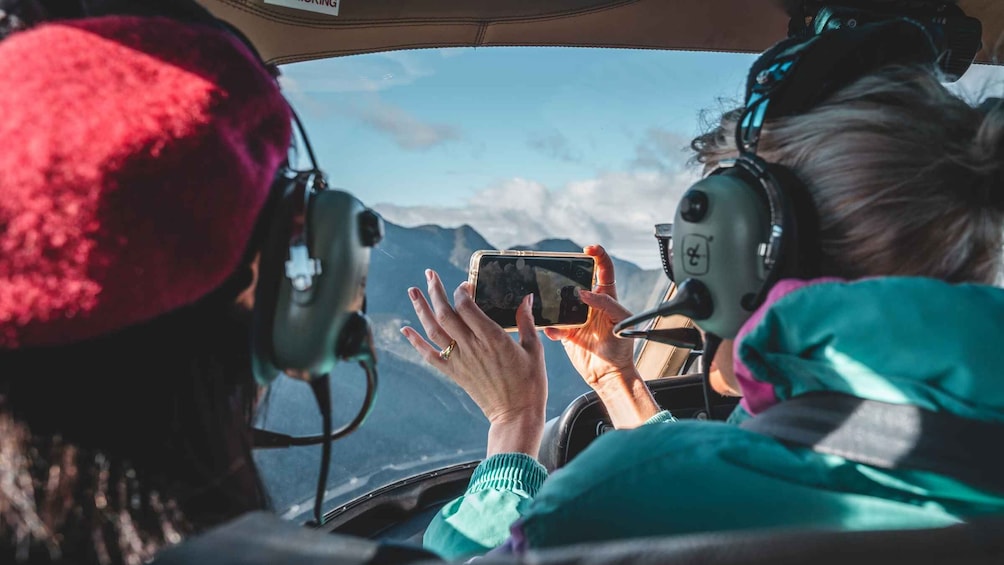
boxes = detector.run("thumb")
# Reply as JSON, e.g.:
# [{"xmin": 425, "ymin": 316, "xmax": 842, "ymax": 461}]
[
  {"xmin": 579, "ymin": 290, "xmax": 633, "ymax": 324},
  {"xmin": 543, "ymin": 327, "xmax": 570, "ymax": 341},
  {"xmin": 516, "ymin": 294, "xmax": 541, "ymax": 352}
]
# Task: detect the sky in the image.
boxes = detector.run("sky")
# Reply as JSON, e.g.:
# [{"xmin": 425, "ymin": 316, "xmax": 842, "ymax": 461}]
[{"xmin": 278, "ymin": 48, "xmax": 1004, "ymax": 269}]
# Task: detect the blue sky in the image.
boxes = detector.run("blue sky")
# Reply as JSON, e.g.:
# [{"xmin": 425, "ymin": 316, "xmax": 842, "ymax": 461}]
[
  {"xmin": 279, "ymin": 48, "xmax": 1001, "ymax": 269},
  {"xmin": 278, "ymin": 47, "xmax": 756, "ymax": 268}
]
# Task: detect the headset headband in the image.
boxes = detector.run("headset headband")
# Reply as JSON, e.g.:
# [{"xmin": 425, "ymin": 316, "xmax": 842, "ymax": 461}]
[{"xmin": 740, "ymin": 17, "xmax": 939, "ymax": 152}]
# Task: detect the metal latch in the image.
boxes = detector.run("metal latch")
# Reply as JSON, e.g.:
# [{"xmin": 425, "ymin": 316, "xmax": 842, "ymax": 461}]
[{"xmin": 285, "ymin": 244, "xmax": 322, "ymax": 291}]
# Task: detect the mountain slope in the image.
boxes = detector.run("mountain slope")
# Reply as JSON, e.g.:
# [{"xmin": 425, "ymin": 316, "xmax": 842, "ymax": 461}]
[{"xmin": 256, "ymin": 220, "xmax": 667, "ymax": 515}]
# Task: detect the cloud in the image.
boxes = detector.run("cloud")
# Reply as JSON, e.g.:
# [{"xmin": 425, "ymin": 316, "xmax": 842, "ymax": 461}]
[
  {"xmin": 275, "ymin": 52, "xmax": 464, "ymax": 151},
  {"xmin": 438, "ymin": 48, "xmax": 473, "ymax": 59},
  {"xmin": 374, "ymin": 166, "xmax": 700, "ymax": 269},
  {"xmin": 528, "ymin": 131, "xmax": 580, "ymax": 163},
  {"xmin": 278, "ymin": 51, "xmax": 433, "ymax": 94},
  {"xmin": 629, "ymin": 128, "xmax": 693, "ymax": 172},
  {"xmin": 355, "ymin": 98, "xmax": 461, "ymax": 150}
]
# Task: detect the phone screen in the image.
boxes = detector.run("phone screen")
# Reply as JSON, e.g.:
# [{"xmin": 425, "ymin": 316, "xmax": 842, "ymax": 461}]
[{"xmin": 472, "ymin": 254, "xmax": 595, "ymax": 330}]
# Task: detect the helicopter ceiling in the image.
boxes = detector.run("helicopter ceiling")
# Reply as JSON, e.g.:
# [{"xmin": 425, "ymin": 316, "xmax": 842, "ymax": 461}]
[{"xmin": 196, "ymin": 0, "xmax": 1001, "ymax": 68}]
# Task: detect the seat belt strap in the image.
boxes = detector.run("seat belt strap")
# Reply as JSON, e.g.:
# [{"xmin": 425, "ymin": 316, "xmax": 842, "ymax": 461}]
[{"xmin": 739, "ymin": 392, "xmax": 1004, "ymax": 494}]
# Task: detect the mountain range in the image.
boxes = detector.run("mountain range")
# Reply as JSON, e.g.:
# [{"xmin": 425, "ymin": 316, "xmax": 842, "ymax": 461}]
[{"xmin": 254, "ymin": 220, "xmax": 666, "ymax": 517}]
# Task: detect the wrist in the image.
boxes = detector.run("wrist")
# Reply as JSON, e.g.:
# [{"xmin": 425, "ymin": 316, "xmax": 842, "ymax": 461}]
[
  {"xmin": 486, "ymin": 410, "xmax": 545, "ymax": 458},
  {"xmin": 593, "ymin": 368, "xmax": 660, "ymax": 429},
  {"xmin": 591, "ymin": 365, "xmax": 644, "ymax": 397}
]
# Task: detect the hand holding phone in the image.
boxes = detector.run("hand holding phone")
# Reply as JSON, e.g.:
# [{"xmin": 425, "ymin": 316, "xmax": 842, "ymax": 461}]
[{"xmin": 468, "ymin": 250, "xmax": 597, "ymax": 331}]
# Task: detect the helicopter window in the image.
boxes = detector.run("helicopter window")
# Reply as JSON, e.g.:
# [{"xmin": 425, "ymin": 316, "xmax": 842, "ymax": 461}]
[
  {"xmin": 250, "ymin": 45, "xmax": 1004, "ymax": 523},
  {"xmin": 947, "ymin": 63, "xmax": 1004, "ymax": 100}
]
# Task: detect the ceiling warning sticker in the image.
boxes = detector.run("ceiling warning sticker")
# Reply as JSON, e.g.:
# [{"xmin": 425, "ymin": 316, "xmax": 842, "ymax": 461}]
[{"xmin": 264, "ymin": 0, "xmax": 340, "ymax": 17}]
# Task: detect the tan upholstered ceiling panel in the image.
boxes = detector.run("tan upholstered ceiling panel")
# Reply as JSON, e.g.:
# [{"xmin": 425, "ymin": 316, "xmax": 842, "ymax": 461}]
[
  {"xmin": 962, "ymin": 0, "xmax": 1004, "ymax": 63},
  {"xmin": 197, "ymin": 0, "xmax": 1002, "ymax": 66}
]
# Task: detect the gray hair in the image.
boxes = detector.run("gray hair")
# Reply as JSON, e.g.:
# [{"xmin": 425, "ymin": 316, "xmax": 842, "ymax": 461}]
[{"xmin": 692, "ymin": 66, "xmax": 1004, "ymax": 285}]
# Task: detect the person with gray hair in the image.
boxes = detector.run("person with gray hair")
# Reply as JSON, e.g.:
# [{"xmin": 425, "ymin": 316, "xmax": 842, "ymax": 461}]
[{"xmin": 403, "ymin": 26, "xmax": 1004, "ymax": 561}]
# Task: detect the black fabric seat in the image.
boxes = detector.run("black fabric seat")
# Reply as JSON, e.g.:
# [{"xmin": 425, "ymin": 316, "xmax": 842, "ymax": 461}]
[
  {"xmin": 150, "ymin": 512, "xmax": 439, "ymax": 565},
  {"xmin": 151, "ymin": 511, "xmax": 1004, "ymax": 565},
  {"xmin": 472, "ymin": 521, "xmax": 1004, "ymax": 565}
]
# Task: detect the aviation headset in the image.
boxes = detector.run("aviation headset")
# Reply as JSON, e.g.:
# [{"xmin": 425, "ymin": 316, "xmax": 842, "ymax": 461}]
[
  {"xmin": 1, "ymin": 0, "xmax": 383, "ymax": 384},
  {"xmin": 178, "ymin": 16, "xmax": 386, "ymax": 387},
  {"xmin": 132, "ymin": 1, "xmax": 385, "ymax": 525},
  {"xmin": 616, "ymin": 17, "xmax": 943, "ymax": 343},
  {"xmin": 163, "ymin": 5, "xmax": 386, "ymax": 468},
  {"xmin": 178, "ymin": 5, "xmax": 385, "ymax": 385}
]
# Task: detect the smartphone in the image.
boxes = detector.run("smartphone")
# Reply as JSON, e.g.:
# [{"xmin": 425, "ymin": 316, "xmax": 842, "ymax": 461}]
[{"xmin": 468, "ymin": 250, "xmax": 597, "ymax": 331}]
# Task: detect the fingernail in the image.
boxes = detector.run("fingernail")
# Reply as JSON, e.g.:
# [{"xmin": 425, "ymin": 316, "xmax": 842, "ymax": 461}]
[
  {"xmin": 579, "ymin": 290, "xmax": 593, "ymax": 298},
  {"xmin": 524, "ymin": 294, "xmax": 534, "ymax": 309},
  {"xmin": 425, "ymin": 269, "xmax": 434, "ymax": 282},
  {"xmin": 408, "ymin": 287, "xmax": 420, "ymax": 300}
]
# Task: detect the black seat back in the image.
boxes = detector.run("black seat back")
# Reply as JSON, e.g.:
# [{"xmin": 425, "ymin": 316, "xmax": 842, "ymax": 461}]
[
  {"xmin": 151, "ymin": 511, "xmax": 1004, "ymax": 565},
  {"xmin": 150, "ymin": 511, "xmax": 440, "ymax": 565},
  {"xmin": 470, "ymin": 521, "xmax": 1004, "ymax": 565}
]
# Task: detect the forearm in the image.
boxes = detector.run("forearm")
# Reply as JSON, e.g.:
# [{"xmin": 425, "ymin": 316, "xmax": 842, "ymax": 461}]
[
  {"xmin": 594, "ymin": 366, "xmax": 661, "ymax": 428},
  {"xmin": 487, "ymin": 413, "xmax": 545, "ymax": 457}
]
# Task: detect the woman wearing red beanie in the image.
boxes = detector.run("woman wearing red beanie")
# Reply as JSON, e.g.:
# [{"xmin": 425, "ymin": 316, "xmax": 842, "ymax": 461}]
[{"xmin": 0, "ymin": 12, "xmax": 295, "ymax": 564}]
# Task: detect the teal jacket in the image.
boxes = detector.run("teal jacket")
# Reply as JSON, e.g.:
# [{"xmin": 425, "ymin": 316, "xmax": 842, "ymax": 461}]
[{"xmin": 423, "ymin": 278, "xmax": 1004, "ymax": 560}]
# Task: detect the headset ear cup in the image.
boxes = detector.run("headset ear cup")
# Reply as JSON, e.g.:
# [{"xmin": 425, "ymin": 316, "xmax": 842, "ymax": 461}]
[
  {"xmin": 252, "ymin": 180, "xmax": 295, "ymax": 384},
  {"xmin": 763, "ymin": 162, "xmax": 819, "ymax": 280},
  {"xmin": 727, "ymin": 155, "xmax": 810, "ymax": 304},
  {"xmin": 672, "ymin": 168, "xmax": 771, "ymax": 338}
]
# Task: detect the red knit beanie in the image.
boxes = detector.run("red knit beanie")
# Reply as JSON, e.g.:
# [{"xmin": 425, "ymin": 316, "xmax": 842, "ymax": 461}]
[{"xmin": 0, "ymin": 16, "xmax": 292, "ymax": 348}]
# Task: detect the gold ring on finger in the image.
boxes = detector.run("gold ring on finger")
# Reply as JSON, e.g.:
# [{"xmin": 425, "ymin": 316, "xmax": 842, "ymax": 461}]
[{"xmin": 439, "ymin": 339, "xmax": 457, "ymax": 361}]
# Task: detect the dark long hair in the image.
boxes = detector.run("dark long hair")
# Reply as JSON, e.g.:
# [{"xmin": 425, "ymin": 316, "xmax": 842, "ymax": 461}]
[
  {"xmin": 0, "ymin": 256, "xmax": 272, "ymax": 563},
  {"xmin": 0, "ymin": 120, "xmax": 284, "ymax": 565},
  {"xmin": 0, "ymin": 2, "xmax": 287, "ymax": 562}
]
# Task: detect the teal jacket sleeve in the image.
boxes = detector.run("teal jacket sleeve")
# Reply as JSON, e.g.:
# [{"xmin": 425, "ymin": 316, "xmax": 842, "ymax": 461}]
[
  {"xmin": 423, "ymin": 411, "xmax": 675, "ymax": 559},
  {"xmin": 643, "ymin": 410, "xmax": 676, "ymax": 424},
  {"xmin": 423, "ymin": 453, "xmax": 547, "ymax": 560}
]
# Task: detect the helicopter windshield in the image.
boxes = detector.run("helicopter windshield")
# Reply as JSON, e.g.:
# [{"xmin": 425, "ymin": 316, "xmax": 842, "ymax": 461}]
[{"xmin": 249, "ymin": 45, "xmax": 1004, "ymax": 521}]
